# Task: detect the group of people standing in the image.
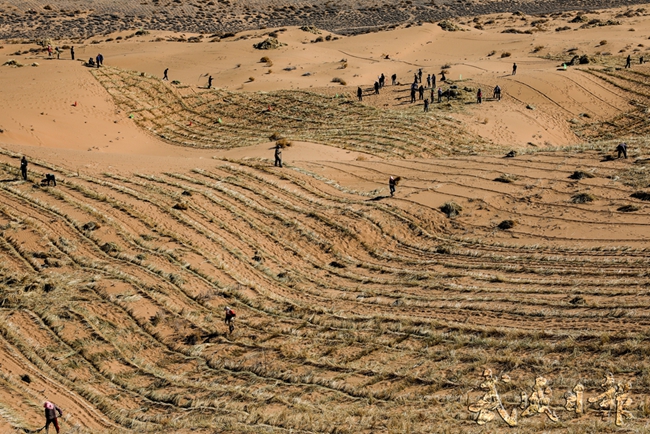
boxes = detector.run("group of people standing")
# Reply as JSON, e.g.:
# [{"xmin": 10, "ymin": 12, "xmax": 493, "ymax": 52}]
[{"xmin": 46, "ymin": 45, "xmax": 75, "ymax": 60}]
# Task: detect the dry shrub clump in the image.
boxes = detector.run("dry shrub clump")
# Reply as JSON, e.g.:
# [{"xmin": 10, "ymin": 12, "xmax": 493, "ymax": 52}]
[
  {"xmin": 440, "ymin": 201, "xmax": 462, "ymax": 217},
  {"xmin": 276, "ymin": 138, "xmax": 291, "ymax": 147},
  {"xmin": 501, "ymin": 52, "xmax": 512, "ymax": 58},
  {"xmin": 569, "ymin": 170, "xmax": 595, "ymax": 180},
  {"xmin": 332, "ymin": 77, "xmax": 347, "ymax": 85},
  {"xmin": 618, "ymin": 204, "xmax": 639, "ymax": 212},
  {"xmin": 494, "ymin": 173, "xmax": 518, "ymax": 183},
  {"xmin": 173, "ymin": 202, "xmax": 189, "ymax": 210},
  {"xmin": 498, "ymin": 219, "xmax": 517, "ymax": 230},
  {"xmin": 631, "ymin": 191, "xmax": 650, "ymax": 201},
  {"xmin": 571, "ymin": 192, "xmax": 595, "ymax": 203}
]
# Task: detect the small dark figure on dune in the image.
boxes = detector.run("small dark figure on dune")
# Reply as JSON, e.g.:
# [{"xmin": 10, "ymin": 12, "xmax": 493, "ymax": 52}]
[
  {"xmin": 617, "ymin": 142, "xmax": 627, "ymax": 159},
  {"xmin": 418, "ymin": 85, "xmax": 424, "ymax": 100},
  {"xmin": 41, "ymin": 173, "xmax": 57, "ymax": 187},
  {"xmin": 418, "ymin": 68, "xmax": 423, "ymax": 83},
  {"xmin": 274, "ymin": 143, "xmax": 283, "ymax": 167},
  {"xmin": 389, "ymin": 176, "xmax": 401, "ymax": 196},
  {"xmin": 424, "ymin": 99, "xmax": 429, "ymax": 112},
  {"xmin": 391, "ymin": 73, "xmax": 397, "ymax": 85},
  {"xmin": 494, "ymin": 85, "xmax": 501, "ymax": 101},
  {"xmin": 440, "ymin": 71, "xmax": 446, "ymax": 82},
  {"xmin": 512, "ymin": 63, "xmax": 517, "ymax": 75},
  {"xmin": 357, "ymin": 86, "xmax": 363, "ymax": 101},
  {"xmin": 44, "ymin": 401, "xmax": 63, "ymax": 434},
  {"xmin": 427, "ymin": 74, "xmax": 431, "ymax": 88},
  {"xmin": 477, "ymin": 88, "xmax": 482, "ymax": 104},
  {"xmin": 374, "ymin": 81, "xmax": 380, "ymax": 94},
  {"xmin": 379, "ymin": 73, "xmax": 385, "ymax": 88},
  {"xmin": 410, "ymin": 86, "xmax": 416, "ymax": 103},
  {"xmin": 625, "ymin": 55, "xmax": 631, "ymax": 68},
  {"xmin": 224, "ymin": 306, "xmax": 236, "ymax": 333},
  {"xmin": 438, "ymin": 87, "xmax": 442, "ymax": 103},
  {"xmin": 20, "ymin": 156, "xmax": 28, "ymax": 181},
  {"xmin": 163, "ymin": 68, "xmax": 169, "ymax": 81},
  {"xmin": 70, "ymin": 46, "xmax": 74, "ymax": 60},
  {"xmin": 207, "ymin": 75, "xmax": 213, "ymax": 89}
]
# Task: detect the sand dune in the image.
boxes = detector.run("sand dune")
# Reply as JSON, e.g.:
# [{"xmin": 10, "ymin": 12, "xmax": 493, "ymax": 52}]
[{"xmin": 1, "ymin": 5, "xmax": 650, "ymax": 432}]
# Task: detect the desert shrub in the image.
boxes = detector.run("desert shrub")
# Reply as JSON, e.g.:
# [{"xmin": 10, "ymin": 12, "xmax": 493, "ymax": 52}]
[
  {"xmin": 20, "ymin": 374, "xmax": 31, "ymax": 383},
  {"xmin": 487, "ymin": 50, "xmax": 496, "ymax": 56},
  {"xmin": 571, "ymin": 193, "xmax": 595, "ymax": 203},
  {"xmin": 184, "ymin": 331, "xmax": 201, "ymax": 345},
  {"xmin": 494, "ymin": 173, "xmax": 518, "ymax": 183},
  {"xmin": 329, "ymin": 261, "xmax": 346, "ymax": 268},
  {"xmin": 248, "ymin": 77, "xmax": 255, "ymax": 82},
  {"xmin": 533, "ymin": 45, "xmax": 545, "ymax": 52},
  {"xmin": 173, "ymin": 202, "xmax": 189, "ymax": 210},
  {"xmin": 600, "ymin": 40, "xmax": 608, "ymax": 45},
  {"xmin": 82, "ymin": 221, "xmax": 101, "ymax": 231},
  {"xmin": 260, "ymin": 56, "xmax": 271, "ymax": 63},
  {"xmin": 569, "ymin": 170, "xmax": 595, "ymax": 180},
  {"xmin": 618, "ymin": 204, "xmax": 639, "ymax": 212},
  {"xmin": 440, "ymin": 201, "xmax": 462, "ymax": 217},
  {"xmin": 101, "ymin": 242, "xmax": 121, "ymax": 253},
  {"xmin": 331, "ymin": 77, "xmax": 347, "ymax": 85},
  {"xmin": 269, "ymin": 132, "xmax": 283, "ymax": 141},
  {"xmin": 498, "ymin": 219, "xmax": 517, "ymax": 230},
  {"xmin": 276, "ymin": 138, "xmax": 291, "ymax": 147},
  {"xmin": 501, "ymin": 52, "xmax": 512, "ymax": 58},
  {"xmin": 631, "ymin": 191, "xmax": 650, "ymax": 201},
  {"xmin": 171, "ymin": 80, "xmax": 181, "ymax": 85}
]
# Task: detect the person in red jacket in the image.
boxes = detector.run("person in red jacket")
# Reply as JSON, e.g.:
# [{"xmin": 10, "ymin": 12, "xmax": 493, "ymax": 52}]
[
  {"xmin": 224, "ymin": 306, "xmax": 236, "ymax": 333},
  {"xmin": 44, "ymin": 401, "xmax": 63, "ymax": 433}
]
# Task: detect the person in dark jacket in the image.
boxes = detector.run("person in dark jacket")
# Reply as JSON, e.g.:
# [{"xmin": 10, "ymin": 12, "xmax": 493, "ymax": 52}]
[
  {"xmin": 389, "ymin": 176, "xmax": 396, "ymax": 197},
  {"xmin": 20, "ymin": 156, "xmax": 28, "ymax": 181},
  {"xmin": 44, "ymin": 401, "xmax": 63, "ymax": 433},
  {"xmin": 617, "ymin": 142, "xmax": 628, "ymax": 159},
  {"xmin": 224, "ymin": 306, "xmax": 236, "ymax": 333},
  {"xmin": 70, "ymin": 46, "xmax": 75, "ymax": 60},
  {"xmin": 274, "ymin": 144, "xmax": 283, "ymax": 167},
  {"xmin": 357, "ymin": 86, "xmax": 363, "ymax": 101}
]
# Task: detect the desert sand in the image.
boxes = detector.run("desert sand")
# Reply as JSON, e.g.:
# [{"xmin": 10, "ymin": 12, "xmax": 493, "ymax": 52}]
[{"xmin": 1, "ymin": 4, "xmax": 650, "ymax": 433}]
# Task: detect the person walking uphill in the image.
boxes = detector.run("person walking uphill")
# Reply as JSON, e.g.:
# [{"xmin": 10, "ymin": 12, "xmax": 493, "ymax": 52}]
[
  {"xmin": 389, "ymin": 176, "xmax": 400, "ymax": 197},
  {"xmin": 163, "ymin": 68, "xmax": 169, "ymax": 81},
  {"xmin": 625, "ymin": 55, "xmax": 632, "ymax": 69},
  {"xmin": 617, "ymin": 142, "xmax": 628, "ymax": 159},
  {"xmin": 274, "ymin": 143, "xmax": 283, "ymax": 167},
  {"xmin": 512, "ymin": 63, "xmax": 517, "ymax": 75},
  {"xmin": 20, "ymin": 156, "xmax": 28, "ymax": 181},
  {"xmin": 44, "ymin": 401, "xmax": 63, "ymax": 433},
  {"xmin": 224, "ymin": 306, "xmax": 236, "ymax": 333}
]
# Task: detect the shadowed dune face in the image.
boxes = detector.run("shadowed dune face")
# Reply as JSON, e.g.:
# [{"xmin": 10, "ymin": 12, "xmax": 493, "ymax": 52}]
[{"xmin": 3, "ymin": 5, "xmax": 650, "ymax": 432}]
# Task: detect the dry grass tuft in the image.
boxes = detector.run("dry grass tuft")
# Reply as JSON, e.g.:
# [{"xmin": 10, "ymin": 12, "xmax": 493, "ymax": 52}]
[
  {"xmin": 494, "ymin": 173, "xmax": 518, "ymax": 183},
  {"xmin": 497, "ymin": 219, "xmax": 517, "ymax": 230},
  {"xmin": 618, "ymin": 204, "xmax": 640, "ymax": 212},
  {"xmin": 631, "ymin": 191, "xmax": 650, "ymax": 201},
  {"xmin": 501, "ymin": 52, "xmax": 512, "ymax": 58},
  {"xmin": 440, "ymin": 201, "xmax": 462, "ymax": 217},
  {"xmin": 569, "ymin": 170, "xmax": 595, "ymax": 180},
  {"xmin": 571, "ymin": 192, "xmax": 595, "ymax": 203}
]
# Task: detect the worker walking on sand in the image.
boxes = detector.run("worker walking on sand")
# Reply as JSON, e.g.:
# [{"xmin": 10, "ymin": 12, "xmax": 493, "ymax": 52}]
[
  {"xmin": 410, "ymin": 84, "xmax": 417, "ymax": 103},
  {"xmin": 70, "ymin": 46, "xmax": 74, "ymax": 60},
  {"xmin": 418, "ymin": 85, "xmax": 424, "ymax": 100},
  {"xmin": 431, "ymin": 73, "xmax": 436, "ymax": 88},
  {"xmin": 617, "ymin": 142, "xmax": 628, "ymax": 159},
  {"xmin": 437, "ymin": 87, "xmax": 443, "ymax": 103},
  {"xmin": 418, "ymin": 68, "xmax": 423, "ymax": 83},
  {"xmin": 494, "ymin": 85, "xmax": 501, "ymax": 101},
  {"xmin": 357, "ymin": 86, "xmax": 363, "ymax": 101},
  {"xmin": 477, "ymin": 88, "xmax": 482, "ymax": 104},
  {"xmin": 44, "ymin": 401, "xmax": 63, "ymax": 434},
  {"xmin": 423, "ymin": 99, "xmax": 429, "ymax": 112},
  {"xmin": 391, "ymin": 73, "xmax": 397, "ymax": 85},
  {"xmin": 426, "ymin": 74, "xmax": 431, "ymax": 88},
  {"xmin": 163, "ymin": 68, "xmax": 169, "ymax": 81},
  {"xmin": 625, "ymin": 55, "xmax": 632, "ymax": 68},
  {"xmin": 274, "ymin": 143, "xmax": 283, "ymax": 167},
  {"xmin": 224, "ymin": 306, "xmax": 236, "ymax": 333},
  {"xmin": 207, "ymin": 75, "xmax": 213, "ymax": 89},
  {"xmin": 512, "ymin": 63, "xmax": 517, "ymax": 75},
  {"xmin": 389, "ymin": 176, "xmax": 398, "ymax": 197},
  {"xmin": 379, "ymin": 73, "xmax": 385, "ymax": 88},
  {"xmin": 20, "ymin": 156, "xmax": 28, "ymax": 181},
  {"xmin": 374, "ymin": 81, "xmax": 380, "ymax": 94}
]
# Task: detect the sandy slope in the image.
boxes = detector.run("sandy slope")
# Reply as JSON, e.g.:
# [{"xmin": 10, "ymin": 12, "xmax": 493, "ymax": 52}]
[{"xmin": 1, "ymin": 5, "xmax": 650, "ymax": 432}]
